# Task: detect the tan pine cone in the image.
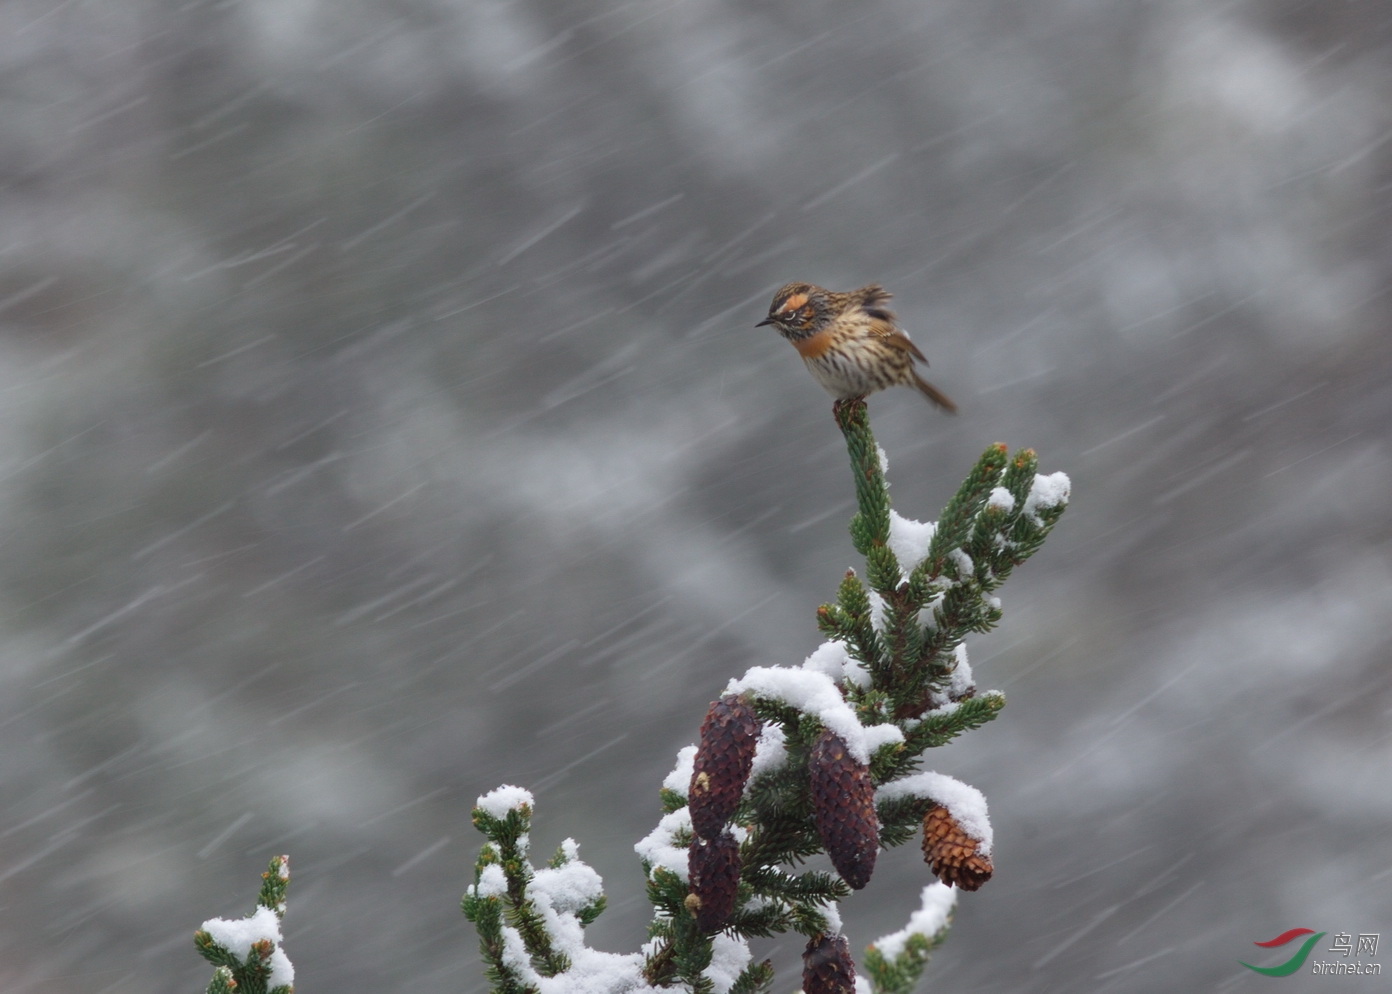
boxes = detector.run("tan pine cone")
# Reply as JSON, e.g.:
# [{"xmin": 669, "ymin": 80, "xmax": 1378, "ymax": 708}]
[
  {"xmin": 802, "ymin": 933, "xmax": 855, "ymax": 994},
  {"xmin": 689, "ymin": 695, "xmax": 760, "ymax": 840},
  {"xmin": 686, "ymin": 830, "xmax": 741, "ymax": 932},
  {"xmin": 809, "ymin": 729, "xmax": 878, "ymax": 890},
  {"xmin": 921, "ymin": 803, "xmax": 993, "ymax": 891}
]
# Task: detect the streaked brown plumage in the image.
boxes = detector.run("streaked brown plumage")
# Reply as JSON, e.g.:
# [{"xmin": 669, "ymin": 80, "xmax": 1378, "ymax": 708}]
[{"xmin": 756, "ymin": 281, "xmax": 956, "ymax": 412}]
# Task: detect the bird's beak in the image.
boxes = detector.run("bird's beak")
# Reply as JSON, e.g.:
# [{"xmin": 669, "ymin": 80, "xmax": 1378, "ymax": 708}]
[{"xmin": 755, "ymin": 317, "xmax": 774, "ymax": 327}]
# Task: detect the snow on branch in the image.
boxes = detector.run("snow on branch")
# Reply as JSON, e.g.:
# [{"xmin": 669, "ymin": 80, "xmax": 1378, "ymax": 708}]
[{"xmin": 193, "ymin": 855, "xmax": 295, "ymax": 994}]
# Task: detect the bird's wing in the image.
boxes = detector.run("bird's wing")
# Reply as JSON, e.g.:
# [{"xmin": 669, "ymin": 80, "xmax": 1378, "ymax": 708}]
[
  {"xmin": 856, "ymin": 284, "xmax": 896, "ymax": 323},
  {"xmin": 868, "ymin": 317, "xmax": 928, "ymax": 364}
]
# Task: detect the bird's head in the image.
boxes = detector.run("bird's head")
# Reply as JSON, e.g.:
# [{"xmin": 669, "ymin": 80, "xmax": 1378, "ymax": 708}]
[{"xmin": 757, "ymin": 282, "xmax": 830, "ymax": 335}]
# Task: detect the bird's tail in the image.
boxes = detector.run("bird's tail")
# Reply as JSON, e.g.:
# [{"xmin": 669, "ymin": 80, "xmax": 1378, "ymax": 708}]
[{"xmin": 911, "ymin": 370, "xmax": 958, "ymax": 413}]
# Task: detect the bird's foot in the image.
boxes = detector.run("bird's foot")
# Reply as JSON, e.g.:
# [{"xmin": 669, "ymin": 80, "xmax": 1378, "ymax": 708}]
[{"xmin": 832, "ymin": 396, "xmax": 867, "ymax": 429}]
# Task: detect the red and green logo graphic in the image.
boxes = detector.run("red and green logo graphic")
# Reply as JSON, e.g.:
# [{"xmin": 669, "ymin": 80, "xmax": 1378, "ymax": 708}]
[{"xmin": 1240, "ymin": 928, "xmax": 1327, "ymax": 977}]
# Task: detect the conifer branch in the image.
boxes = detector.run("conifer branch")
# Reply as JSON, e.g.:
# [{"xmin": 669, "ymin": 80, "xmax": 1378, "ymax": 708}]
[
  {"xmin": 193, "ymin": 855, "xmax": 295, "ymax": 994},
  {"xmin": 451, "ymin": 399, "xmax": 1067, "ymax": 993},
  {"xmin": 445, "ymin": 398, "xmax": 1063, "ymax": 985},
  {"xmin": 194, "ymin": 399, "xmax": 1069, "ymax": 994}
]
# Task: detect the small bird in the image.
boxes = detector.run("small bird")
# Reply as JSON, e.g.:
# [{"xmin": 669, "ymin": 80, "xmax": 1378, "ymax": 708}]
[{"xmin": 757, "ymin": 281, "xmax": 956, "ymax": 412}]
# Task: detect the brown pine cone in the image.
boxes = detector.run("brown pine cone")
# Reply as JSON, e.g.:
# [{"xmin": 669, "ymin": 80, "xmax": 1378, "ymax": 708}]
[
  {"xmin": 921, "ymin": 803, "xmax": 993, "ymax": 890},
  {"xmin": 686, "ymin": 830, "xmax": 741, "ymax": 932},
  {"xmin": 809, "ymin": 729, "xmax": 878, "ymax": 890},
  {"xmin": 689, "ymin": 695, "xmax": 760, "ymax": 840},
  {"xmin": 802, "ymin": 933, "xmax": 855, "ymax": 994}
]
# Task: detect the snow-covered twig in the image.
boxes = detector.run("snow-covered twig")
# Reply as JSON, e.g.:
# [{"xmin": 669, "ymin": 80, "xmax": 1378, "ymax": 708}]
[{"xmin": 193, "ymin": 855, "xmax": 295, "ymax": 994}]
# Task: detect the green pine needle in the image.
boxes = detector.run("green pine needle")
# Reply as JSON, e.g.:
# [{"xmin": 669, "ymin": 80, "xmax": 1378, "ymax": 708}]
[
  {"xmin": 926, "ymin": 443, "xmax": 1010, "ymax": 569},
  {"xmin": 728, "ymin": 959, "xmax": 776, "ymax": 994},
  {"xmin": 204, "ymin": 967, "xmax": 237, "ymax": 994}
]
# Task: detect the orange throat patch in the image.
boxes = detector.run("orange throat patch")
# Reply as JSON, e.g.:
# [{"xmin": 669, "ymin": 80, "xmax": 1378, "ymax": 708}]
[{"xmin": 790, "ymin": 328, "xmax": 834, "ymax": 360}]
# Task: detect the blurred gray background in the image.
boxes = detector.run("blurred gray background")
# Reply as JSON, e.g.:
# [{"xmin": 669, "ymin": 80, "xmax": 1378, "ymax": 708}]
[{"xmin": 2, "ymin": 0, "xmax": 1389, "ymax": 991}]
